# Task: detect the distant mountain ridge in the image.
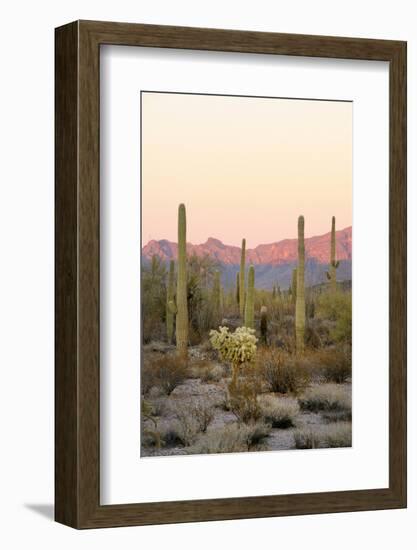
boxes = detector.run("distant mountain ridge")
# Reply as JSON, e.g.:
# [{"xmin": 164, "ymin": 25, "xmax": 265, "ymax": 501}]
[
  {"xmin": 142, "ymin": 226, "xmax": 352, "ymax": 265},
  {"xmin": 142, "ymin": 227, "xmax": 352, "ymax": 290}
]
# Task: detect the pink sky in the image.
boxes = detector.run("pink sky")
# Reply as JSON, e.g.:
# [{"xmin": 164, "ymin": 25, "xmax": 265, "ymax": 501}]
[{"xmin": 142, "ymin": 92, "xmax": 352, "ymax": 248}]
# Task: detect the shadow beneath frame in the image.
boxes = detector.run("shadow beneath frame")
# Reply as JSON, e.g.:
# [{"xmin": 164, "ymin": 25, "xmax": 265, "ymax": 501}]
[{"xmin": 24, "ymin": 503, "xmax": 54, "ymax": 521}]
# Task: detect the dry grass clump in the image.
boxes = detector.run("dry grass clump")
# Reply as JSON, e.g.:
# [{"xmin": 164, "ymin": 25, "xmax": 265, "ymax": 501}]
[
  {"xmin": 190, "ymin": 422, "xmax": 271, "ymax": 454},
  {"xmin": 142, "ymin": 353, "xmax": 188, "ymax": 395},
  {"xmin": 298, "ymin": 383, "xmax": 351, "ymax": 413},
  {"xmin": 293, "ymin": 422, "xmax": 352, "ymax": 449},
  {"xmin": 256, "ymin": 348, "xmax": 310, "ymax": 395},
  {"xmin": 188, "ymin": 359, "xmax": 225, "ymax": 382},
  {"xmin": 257, "ymin": 395, "xmax": 300, "ymax": 429}
]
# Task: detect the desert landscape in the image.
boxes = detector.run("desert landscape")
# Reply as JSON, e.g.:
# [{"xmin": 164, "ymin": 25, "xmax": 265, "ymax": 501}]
[{"xmin": 141, "ymin": 205, "xmax": 352, "ymax": 456}]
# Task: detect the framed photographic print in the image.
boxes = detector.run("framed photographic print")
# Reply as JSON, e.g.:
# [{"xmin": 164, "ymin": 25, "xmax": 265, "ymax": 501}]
[{"xmin": 55, "ymin": 20, "xmax": 407, "ymax": 528}]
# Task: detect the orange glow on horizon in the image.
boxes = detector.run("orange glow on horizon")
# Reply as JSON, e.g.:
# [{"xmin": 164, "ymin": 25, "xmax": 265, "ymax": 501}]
[{"xmin": 142, "ymin": 92, "xmax": 352, "ymax": 248}]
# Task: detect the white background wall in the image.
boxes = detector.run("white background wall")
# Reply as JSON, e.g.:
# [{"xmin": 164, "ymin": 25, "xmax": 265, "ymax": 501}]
[{"xmin": 0, "ymin": 0, "xmax": 415, "ymax": 548}]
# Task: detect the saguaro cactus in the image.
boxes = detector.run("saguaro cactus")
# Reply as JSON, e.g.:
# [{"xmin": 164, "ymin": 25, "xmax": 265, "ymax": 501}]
[
  {"xmin": 176, "ymin": 204, "xmax": 188, "ymax": 356},
  {"xmin": 236, "ymin": 271, "xmax": 240, "ymax": 306},
  {"xmin": 244, "ymin": 265, "xmax": 255, "ymax": 329},
  {"xmin": 239, "ymin": 239, "xmax": 246, "ymax": 318},
  {"xmin": 295, "ymin": 216, "xmax": 305, "ymax": 353},
  {"xmin": 326, "ymin": 216, "xmax": 340, "ymax": 292},
  {"xmin": 260, "ymin": 305, "xmax": 268, "ymax": 344},
  {"xmin": 212, "ymin": 270, "xmax": 222, "ymax": 322},
  {"xmin": 166, "ymin": 259, "xmax": 175, "ymax": 343},
  {"xmin": 291, "ymin": 267, "xmax": 298, "ymax": 304}
]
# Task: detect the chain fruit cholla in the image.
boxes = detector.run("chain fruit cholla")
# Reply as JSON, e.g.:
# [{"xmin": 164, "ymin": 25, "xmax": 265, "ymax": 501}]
[{"xmin": 210, "ymin": 326, "xmax": 257, "ymax": 383}]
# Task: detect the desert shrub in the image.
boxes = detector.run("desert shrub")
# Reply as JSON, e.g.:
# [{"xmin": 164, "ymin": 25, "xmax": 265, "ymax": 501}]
[
  {"xmin": 314, "ymin": 346, "xmax": 351, "ymax": 383},
  {"xmin": 190, "ymin": 422, "xmax": 271, "ymax": 454},
  {"xmin": 191, "ymin": 399, "xmax": 216, "ymax": 432},
  {"xmin": 148, "ymin": 397, "xmax": 168, "ymax": 417},
  {"xmin": 298, "ymin": 384, "xmax": 351, "ymax": 413},
  {"xmin": 141, "ymin": 399, "xmax": 163, "ymax": 449},
  {"xmin": 142, "ymin": 256, "xmax": 167, "ymax": 343},
  {"xmin": 142, "ymin": 354, "xmax": 188, "ymax": 395},
  {"xmin": 256, "ymin": 348, "xmax": 310, "ymax": 394},
  {"xmin": 170, "ymin": 408, "xmax": 201, "ymax": 447},
  {"xmin": 188, "ymin": 359, "xmax": 225, "ymax": 382},
  {"xmin": 305, "ymin": 324, "xmax": 322, "ymax": 349},
  {"xmin": 293, "ymin": 422, "xmax": 352, "ymax": 449},
  {"xmin": 321, "ymin": 410, "xmax": 352, "ymax": 423},
  {"xmin": 258, "ymin": 395, "xmax": 300, "ymax": 428},
  {"xmin": 201, "ymin": 364, "xmax": 225, "ymax": 383},
  {"xmin": 316, "ymin": 291, "xmax": 352, "ymax": 344},
  {"xmin": 168, "ymin": 398, "xmax": 215, "ymax": 446},
  {"xmin": 160, "ymin": 427, "xmax": 183, "ymax": 447},
  {"xmin": 227, "ymin": 374, "xmax": 263, "ymax": 423}
]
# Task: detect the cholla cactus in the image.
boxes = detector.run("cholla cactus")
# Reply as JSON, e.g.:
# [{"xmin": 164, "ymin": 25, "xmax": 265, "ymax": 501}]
[{"xmin": 210, "ymin": 326, "xmax": 258, "ymax": 383}]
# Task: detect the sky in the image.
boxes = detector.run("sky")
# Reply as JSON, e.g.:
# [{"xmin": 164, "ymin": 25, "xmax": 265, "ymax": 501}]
[{"xmin": 141, "ymin": 92, "xmax": 352, "ymax": 248}]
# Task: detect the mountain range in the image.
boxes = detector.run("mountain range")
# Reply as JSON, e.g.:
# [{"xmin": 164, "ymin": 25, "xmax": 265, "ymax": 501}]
[{"xmin": 142, "ymin": 226, "xmax": 352, "ymax": 290}]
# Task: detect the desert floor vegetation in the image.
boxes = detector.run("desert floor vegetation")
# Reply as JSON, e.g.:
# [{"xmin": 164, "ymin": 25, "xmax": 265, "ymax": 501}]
[{"xmin": 141, "ymin": 207, "xmax": 352, "ymax": 456}]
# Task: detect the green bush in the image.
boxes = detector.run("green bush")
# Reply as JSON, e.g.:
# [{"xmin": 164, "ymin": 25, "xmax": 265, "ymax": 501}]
[{"xmin": 316, "ymin": 290, "xmax": 352, "ymax": 344}]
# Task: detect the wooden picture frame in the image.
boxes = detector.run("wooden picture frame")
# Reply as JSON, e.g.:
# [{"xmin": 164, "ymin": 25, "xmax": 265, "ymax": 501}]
[{"xmin": 55, "ymin": 20, "xmax": 407, "ymax": 529}]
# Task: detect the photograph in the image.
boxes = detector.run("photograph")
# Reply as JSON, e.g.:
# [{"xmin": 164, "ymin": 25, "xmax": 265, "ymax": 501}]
[{"xmin": 140, "ymin": 91, "xmax": 352, "ymax": 457}]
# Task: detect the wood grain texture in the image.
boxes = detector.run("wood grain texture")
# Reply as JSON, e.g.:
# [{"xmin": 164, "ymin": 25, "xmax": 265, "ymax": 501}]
[{"xmin": 55, "ymin": 20, "xmax": 407, "ymax": 529}]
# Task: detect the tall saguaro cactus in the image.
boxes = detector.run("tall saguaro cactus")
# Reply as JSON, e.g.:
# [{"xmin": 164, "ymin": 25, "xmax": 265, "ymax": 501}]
[
  {"xmin": 212, "ymin": 270, "xmax": 222, "ymax": 322},
  {"xmin": 239, "ymin": 239, "xmax": 246, "ymax": 318},
  {"xmin": 236, "ymin": 271, "xmax": 240, "ymax": 306},
  {"xmin": 176, "ymin": 204, "xmax": 188, "ymax": 356},
  {"xmin": 326, "ymin": 216, "xmax": 340, "ymax": 292},
  {"xmin": 166, "ymin": 259, "xmax": 175, "ymax": 343},
  {"xmin": 291, "ymin": 267, "xmax": 298, "ymax": 304},
  {"xmin": 295, "ymin": 216, "xmax": 305, "ymax": 353},
  {"xmin": 244, "ymin": 265, "xmax": 255, "ymax": 329}
]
